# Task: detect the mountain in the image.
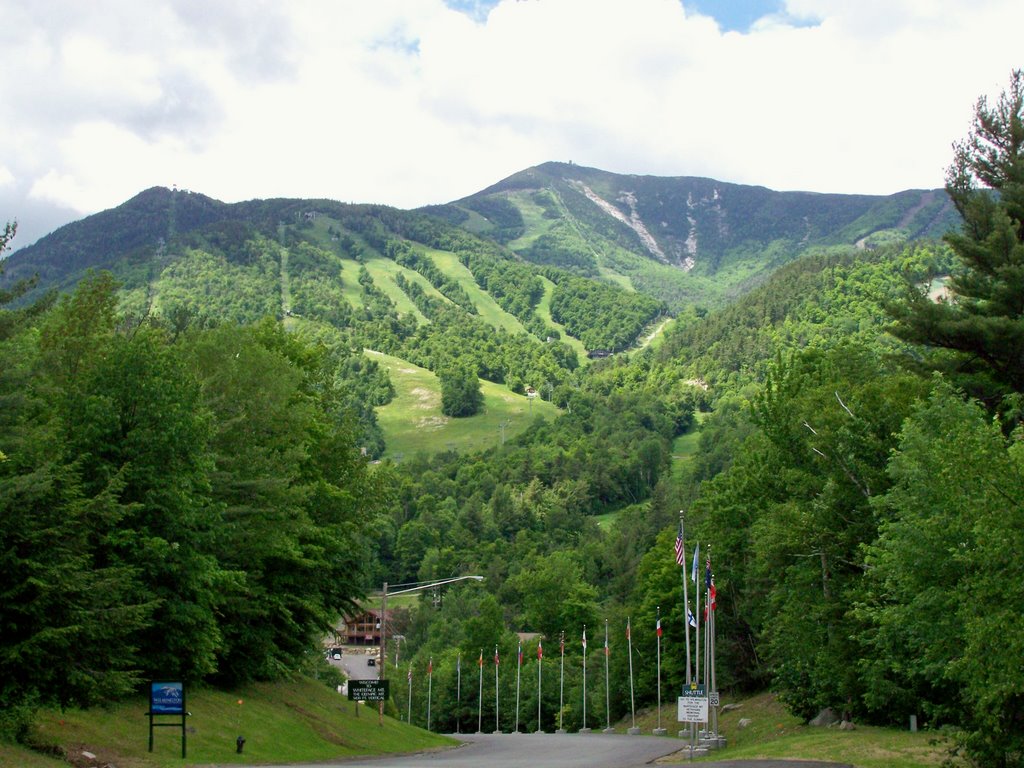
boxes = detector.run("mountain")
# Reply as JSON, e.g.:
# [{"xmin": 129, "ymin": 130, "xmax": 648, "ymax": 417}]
[{"xmin": 422, "ymin": 162, "xmax": 957, "ymax": 310}]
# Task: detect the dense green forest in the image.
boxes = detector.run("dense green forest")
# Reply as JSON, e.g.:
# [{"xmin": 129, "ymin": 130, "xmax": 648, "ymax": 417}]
[{"xmin": 2, "ymin": 73, "xmax": 1024, "ymax": 768}]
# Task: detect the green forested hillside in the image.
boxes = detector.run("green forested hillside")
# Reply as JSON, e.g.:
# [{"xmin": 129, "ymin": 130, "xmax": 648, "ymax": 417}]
[
  {"xmin": 4, "ymin": 75, "xmax": 1024, "ymax": 768},
  {"xmin": 426, "ymin": 162, "xmax": 958, "ymax": 312}
]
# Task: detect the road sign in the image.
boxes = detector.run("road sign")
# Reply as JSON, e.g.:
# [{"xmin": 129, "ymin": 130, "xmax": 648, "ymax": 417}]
[
  {"xmin": 678, "ymin": 685, "xmax": 707, "ymax": 723},
  {"xmin": 709, "ymin": 691, "xmax": 720, "ymax": 708},
  {"xmin": 348, "ymin": 680, "xmax": 389, "ymax": 702}
]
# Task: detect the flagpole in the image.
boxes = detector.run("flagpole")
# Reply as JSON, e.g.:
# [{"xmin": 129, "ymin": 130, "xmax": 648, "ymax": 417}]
[
  {"xmin": 693, "ymin": 542, "xmax": 701, "ymax": 689},
  {"xmin": 677, "ymin": 514, "xmax": 692, "ymax": 686},
  {"xmin": 558, "ymin": 631, "xmax": 565, "ymax": 733},
  {"xmin": 627, "ymin": 617, "xmax": 638, "ymax": 734},
  {"xmin": 515, "ymin": 640, "xmax": 522, "ymax": 733},
  {"xmin": 536, "ymin": 638, "xmax": 543, "ymax": 733},
  {"xmin": 456, "ymin": 652, "xmax": 462, "ymax": 734},
  {"xmin": 494, "ymin": 645, "xmax": 500, "ymax": 733},
  {"xmin": 407, "ymin": 662, "xmax": 412, "ymax": 725},
  {"xmin": 427, "ymin": 657, "xmax": 433, "ymax": 731},
  {"xmin": 704, "ymin": 547, "xmax": 711, "ymax": 737},
  {"xmin": 656, "ymin": 605, "xmax": 663, "ymax": 734},
  {"xmin": 477, "ymin": 649, "xmax": 483, "ymax": 733},
  {"xmin": 581, "ymin": 625, "xmax": 589, "ymax": 732},
  {"xmin": 604, "ymin": 619, "xmax": 611, "ymax": 732}
]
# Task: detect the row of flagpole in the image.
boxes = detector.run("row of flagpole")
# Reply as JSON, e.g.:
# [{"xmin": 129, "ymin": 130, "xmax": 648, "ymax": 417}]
[
  {"xmin": 391, "ymin": 514, "xmax": 718, "ymax": 738},
  {"xmin": 675, "ymin": 511, "xmax": 720, "ymax": 745},
  {"xmin": 395, "ymin": 615, "xmax": 699, "ymax": 734}
]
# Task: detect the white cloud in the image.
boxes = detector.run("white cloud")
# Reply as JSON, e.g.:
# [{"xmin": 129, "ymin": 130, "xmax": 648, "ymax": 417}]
[{"xmin": 2, "ymin": 0, "xmax": 1024, "ymax": 243}]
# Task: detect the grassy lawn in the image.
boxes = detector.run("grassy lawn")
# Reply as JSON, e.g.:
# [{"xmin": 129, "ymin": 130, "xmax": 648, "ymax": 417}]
[
  {"xmin": 419, "ymin": 246, "xmax": 527, "ymax": 334},
  {"xmin": 627, "ymin": 692, "xmax": 957, "ymax": 768},
  {"xmin": 17, "ymin": 677, "xmax": 454, "ymax": 768},
  {"xmin": 368, "ymin": 350, "xmax": 560, "ymax": 460}
]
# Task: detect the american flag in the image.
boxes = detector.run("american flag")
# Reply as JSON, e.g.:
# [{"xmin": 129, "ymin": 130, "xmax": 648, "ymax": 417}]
[{"xmin": 674, "ymin": 532, "xmax": 686, "ymax": 566}]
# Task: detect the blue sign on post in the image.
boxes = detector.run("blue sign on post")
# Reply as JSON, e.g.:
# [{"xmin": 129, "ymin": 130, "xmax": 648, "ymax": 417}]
[
  {"xmin": 150, "ymin": 682, "xmax": 184, "ymax": 714},
  {"xmin": 148, "ymin": 682, "xmax": 187, "ymax": 758}
]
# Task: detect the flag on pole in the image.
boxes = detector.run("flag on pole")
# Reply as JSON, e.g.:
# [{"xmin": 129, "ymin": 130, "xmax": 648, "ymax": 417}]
[
  {"xmin": 691, "ymin": 542, "xmax": 700, "ymax": 583},
  {"xmin": 582, "ymin": 628, "xmax": 587, "ymax": 650},
  {"xmin": 537, "ymin": 639, "xmax": 543, "ymax": 660},
  {"xmin": 560, "ymin": 633, "xmax": 565, "ymax": 655},
  {"xmin": 428, "ymin": 657, "xmax": 433, "ymax": 675},
  {"xmin": 626, "ymin": 619, "xmax": 631, "ymax": 641},
  {"xmin": 407, "ymin": 666, "xmax": 412, "ymax": 681},
  {"xmin": 495, "ymin": 647, "xmax": 500, "ymax": 666},
  {"xmin": 656, "ymin": 617, "xmax": 663, "ymax": 637},
  {"xmin": 704, "ymin": 579, "xmax": 718, "ymax": 619},
  {"xmin": 479, "ymin": 649, "xmax": 483, "ymax": 667},
  {"xmin": 518, "ymin": 641, "xmax": 523, "ymax": 667},
  {"xmin": 687, "ymin": 608, "xmax": 697, "ymax": 628},
  {"xmin": 604, "ymin": 630, "xmax": 609, "ymax": 657},
  {"xmin": 705, "ymin": 555, "xmax": 713, "ymax": 589},
  {"xmin": 674, "ymin": 532, "xmax": 686, "ymax": 566}
]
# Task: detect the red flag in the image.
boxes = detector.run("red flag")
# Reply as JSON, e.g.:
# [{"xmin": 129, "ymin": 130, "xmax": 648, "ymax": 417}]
[
  {"xmin": 495, "ymin": 647, "xmax": 500, "ymax": 666},
  {"xmin": 656, "ymin": 617, "xmax": 663, "ymax": 637},
  {"xmin": 626, "ymin": 621, "xmax": 631, "ymax": 641},
  {"xmin": 703, "ymin": 580, "xmax": 718, "ymax": 619},
  {"xmin": 537, "ymin": 639, "xmax": 543, "ymax": 660},
  {"xmin": 478, "ymin": 650, "xmax": 483, "ymax": 668},
  {"xmin": 428, "ymin": 657, "xmax": 433, "ymax": 675}
]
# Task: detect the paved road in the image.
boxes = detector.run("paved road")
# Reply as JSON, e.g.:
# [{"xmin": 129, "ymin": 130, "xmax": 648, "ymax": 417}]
[{"xmin": 250, "ymin": 732, "xmax": 854, "ymax": 768}]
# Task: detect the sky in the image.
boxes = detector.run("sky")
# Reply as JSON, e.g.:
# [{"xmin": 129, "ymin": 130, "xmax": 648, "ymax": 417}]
[{"xmin": 2, "ymin": 0, "xmax": 1022, "ymax": 249}]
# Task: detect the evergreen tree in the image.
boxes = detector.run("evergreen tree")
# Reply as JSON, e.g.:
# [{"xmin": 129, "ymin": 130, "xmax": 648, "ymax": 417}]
[{"xmin": 890, "ymin": 70, "xmax": 1024, "ymax": 412}]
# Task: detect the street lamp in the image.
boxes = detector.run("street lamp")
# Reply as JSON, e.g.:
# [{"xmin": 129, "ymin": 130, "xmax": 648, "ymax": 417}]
[{"xmin": 375, "ymin": 575, "xmax": 484, "ymax": 724}]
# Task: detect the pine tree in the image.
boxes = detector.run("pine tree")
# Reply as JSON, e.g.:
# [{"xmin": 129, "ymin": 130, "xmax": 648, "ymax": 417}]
[{"xmin": 890, "ymin": 70, "xmax": 1024, "ymax": 408}]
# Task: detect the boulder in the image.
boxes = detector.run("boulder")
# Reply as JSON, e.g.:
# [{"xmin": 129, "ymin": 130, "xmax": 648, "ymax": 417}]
[{"xmin": 809, "ymin": 707, "xmax": 840, "ymax": 727}]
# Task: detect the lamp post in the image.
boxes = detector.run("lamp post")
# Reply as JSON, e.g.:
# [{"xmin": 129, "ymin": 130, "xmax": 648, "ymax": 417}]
[{"xmin": 375, "ymin": 575, "xmax": 485, "ymax": 726}]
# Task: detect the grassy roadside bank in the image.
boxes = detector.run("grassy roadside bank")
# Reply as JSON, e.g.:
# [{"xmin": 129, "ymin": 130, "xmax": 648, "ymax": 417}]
[
  {"xmin": 2, "ymin": 677, "xmax": 454, "ymax": 768},
  {"xmin": 631, "ymin": 692, "xmax": 960, "ymax": 768}
]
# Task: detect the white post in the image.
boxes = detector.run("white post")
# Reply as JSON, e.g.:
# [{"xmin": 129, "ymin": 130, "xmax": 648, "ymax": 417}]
[
  {"xmin": 456, "ymin": 652, "xmax": 462, "ymax": 734},
  {"xmin": 494, "ymin": 646, "xmax": 500, "ymax": 733}
]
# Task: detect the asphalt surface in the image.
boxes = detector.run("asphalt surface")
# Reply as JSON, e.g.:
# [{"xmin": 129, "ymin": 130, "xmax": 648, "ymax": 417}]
[{"xmin": 248, "ymin": 732, "xmax": 855, "ymax": 768}]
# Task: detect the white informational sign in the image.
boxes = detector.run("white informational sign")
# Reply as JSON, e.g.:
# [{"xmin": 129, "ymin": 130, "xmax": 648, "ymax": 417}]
[{"xmin": 678, "ymin": 685, "xmax": 708, "ymax": 723}]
